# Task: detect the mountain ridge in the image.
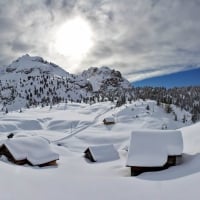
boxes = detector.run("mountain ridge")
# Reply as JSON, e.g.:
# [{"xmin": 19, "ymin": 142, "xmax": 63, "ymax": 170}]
[{"xmin": 0, "ymin": 54, "xmax": 134, "ymax": 111}]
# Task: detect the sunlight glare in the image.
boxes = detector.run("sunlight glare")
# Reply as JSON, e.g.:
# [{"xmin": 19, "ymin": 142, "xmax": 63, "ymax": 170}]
[{"xmin": 55, "ymin": 17, "xmax": 93, "ymax": 60}]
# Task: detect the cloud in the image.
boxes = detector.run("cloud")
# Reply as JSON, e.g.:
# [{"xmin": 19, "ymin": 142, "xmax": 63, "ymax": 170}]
[
  {"xmin": 0, "ymin": 0, "xmax": 200, "ymax": 81},
  {"xmin": 10, "ymin": 39, "xmax": 33, "ymax": 52}
]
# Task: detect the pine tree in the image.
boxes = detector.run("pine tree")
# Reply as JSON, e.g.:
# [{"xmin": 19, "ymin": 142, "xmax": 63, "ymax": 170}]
[
  {"xmin": 182, "ymin": 115, "xmax": 186, "ymax": 123},
  {"xmin": 146, "ymin": 105, "xmax": 150, "ymax": 110},
  {"xmin": 165, "ymin": 104, "xmax": 172, "ymax": 113}
]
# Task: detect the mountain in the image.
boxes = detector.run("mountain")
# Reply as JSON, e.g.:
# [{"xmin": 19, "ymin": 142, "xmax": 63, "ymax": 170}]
[
  {"xmin": 0, "ymin": 54, "xmax": 69, "ymax": 80},
  {"xmin": 0, "ymin": 54, "xmax": 134, "ymax": 111},
  {"xmin": 133, "ymin": 68, "xmax": 200, "ymax": 88}
]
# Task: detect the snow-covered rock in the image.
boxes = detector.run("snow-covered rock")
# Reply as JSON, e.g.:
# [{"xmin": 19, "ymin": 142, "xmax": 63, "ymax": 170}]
[{"xmin": 82, "ymin": 66, "xmax": 131, "ymax": 92}]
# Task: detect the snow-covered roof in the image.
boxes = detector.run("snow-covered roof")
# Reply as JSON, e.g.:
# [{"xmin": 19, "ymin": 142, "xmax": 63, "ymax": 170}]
[
  {"xmin": 103, "ymin": 117, "xmax": 115, "ymax": 123},
  {"xmin": 126, "ymin": 130, "xmax": 183, "ymax": 167},
  {"xmin": 86, "ymin": 144, "xmax": 119, "ymax": 162},
  {"xmin": 0, "ymin": 136, "xmax": 59, "ymax": 165}
]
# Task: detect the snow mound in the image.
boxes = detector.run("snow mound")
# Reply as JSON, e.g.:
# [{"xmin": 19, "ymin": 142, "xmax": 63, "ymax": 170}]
[
  {"xmin": 127, "ymin": 130, "xmax": 183, "ymax": 167},
  {"xmin": 86, "ymin": 144, "xmax": 119, "ymax": 162},
  {"xmin": 82, "ymin": 66, "xmax": 132, "ymax": 92},
  {"xmin": 0, "ymin": 136, "xmax": 59, "ymax": 165}
]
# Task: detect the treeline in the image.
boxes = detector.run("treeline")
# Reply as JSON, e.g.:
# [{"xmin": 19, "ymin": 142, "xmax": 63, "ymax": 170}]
[
  {"xmin": 134, "ymin": 86, "xmax": 200, "ymax": 123},
  {"xmin": 0, "ymin": 74, "xmax": 134, "ymax": 112}
]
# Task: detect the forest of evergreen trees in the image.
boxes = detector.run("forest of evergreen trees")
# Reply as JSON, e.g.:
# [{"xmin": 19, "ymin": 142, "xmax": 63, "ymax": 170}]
[
  {"xmin": 134, "ymin": 86, "xmax": 200, "ymax": 123},
  {"xmin": 1, "ymin": 71, "xmax": 199, "ymax": 124},
  {"xmin": 0, "ymin": 74, "xmax": 134, "ymax": 112}
]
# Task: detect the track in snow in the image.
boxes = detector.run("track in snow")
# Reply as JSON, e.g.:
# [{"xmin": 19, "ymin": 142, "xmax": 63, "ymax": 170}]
[{"xmin": 53, "ymin": 107, "xmax": 111, "ymax": 145}]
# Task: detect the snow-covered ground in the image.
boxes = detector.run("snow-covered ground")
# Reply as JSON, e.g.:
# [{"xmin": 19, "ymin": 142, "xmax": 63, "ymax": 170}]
[{"xmin": 0, "ymin": 100, "xmax": 199, "ymax": 200}]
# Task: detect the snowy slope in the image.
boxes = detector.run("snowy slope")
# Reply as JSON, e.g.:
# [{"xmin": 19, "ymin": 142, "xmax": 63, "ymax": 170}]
[
  {"xmin": 0, "ymin": 55, "xmax": 133, "ymax": 111},
  {"xmin": 0, "ymin": 54, "xmax": 69, "ymax": 79},
  {"xmin": 82, "ymin": 66, "xmax": 131, "ymax": 92},
  {"xmin": 0, "ymin": 100, "xmax": 199, "ymax": 200}
]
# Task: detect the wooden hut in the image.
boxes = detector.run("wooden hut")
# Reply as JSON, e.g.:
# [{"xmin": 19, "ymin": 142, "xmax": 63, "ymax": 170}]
[
  {"xmin": 103, "ymin": 117, "xmax": 115, "ymax": 125},
  {"xmin": 126, "ymin": 130, "xmax": 183, "ymax": 176},
  {"xmin": 0, "ymin": 136, "xmax": 59, "ymax": 167},
  {"xmin": 84, "ymin": 144, "xmax": 119, "ymax": 162}
]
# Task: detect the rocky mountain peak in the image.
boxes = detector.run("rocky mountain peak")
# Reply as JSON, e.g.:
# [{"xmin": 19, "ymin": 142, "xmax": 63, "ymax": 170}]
[
  {"xmin": 0, "ymin": 55, "xmax": 134, "ymax": 111},
  {"xmin": 4, "ymin": 54, "xmax": 68, "ymax": 76}
]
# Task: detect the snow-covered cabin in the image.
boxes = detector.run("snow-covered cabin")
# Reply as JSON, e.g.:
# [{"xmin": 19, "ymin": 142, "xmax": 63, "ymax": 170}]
[
  {"xmin": 84, "ymin": 144, "xmax": 119, "ymax": 162},
  {"xmin": 126, "ymin": 130, "xmax": 183, "ymax": 176},
  {"xmin": 0, "ymin": 136, "xmax": 59, "ymax": 167},
  {"xmin": 103, "ymin": 117, "xmax": 115, "ymax": 125}
]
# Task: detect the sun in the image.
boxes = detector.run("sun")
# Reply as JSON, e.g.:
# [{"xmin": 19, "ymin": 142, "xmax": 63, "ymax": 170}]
[{"xmin": 54, "ymin": 17, "xmax": 93, "ymax": 60}]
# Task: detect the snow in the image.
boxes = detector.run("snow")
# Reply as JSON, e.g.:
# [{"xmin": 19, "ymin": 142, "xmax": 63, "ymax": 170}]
[
  {"xmin": 103, "ymin": 117, "xmax": 115, "ymax": 123},
  {"xmin": 126, "ymin": 130, "xmax": 183, "ymax": 167},
  {"xmin": 86, "ymin": 144, "xmax": 119, "ymax": 162},
  {"xmin": 0, "ymin": 100, "xmax": 199, "ymax": 200},
  {"xmin": 82, "ymin": 66, "xmax": 131, "ymax": 92},
  {"xmin": 6, "ymin": 54, "xmax": 68, "ymax": 77},
  {"xmin": 0, "ymin": 55, "xmax": 133, "ymax": 112},
  {"xmin": 0, "ymin": 136, "xmax": 59, "ymax": 165}
]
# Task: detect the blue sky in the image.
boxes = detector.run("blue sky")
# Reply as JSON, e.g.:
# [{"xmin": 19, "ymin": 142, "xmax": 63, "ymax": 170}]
[{"xmin": 133, "ymin": 68, "xmax": 200, "ymax": 88}]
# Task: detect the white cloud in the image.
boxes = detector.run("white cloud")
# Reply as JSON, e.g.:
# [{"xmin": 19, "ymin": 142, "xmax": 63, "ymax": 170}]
[{"xmin": 0, "ymin": 0, "xmax": 200, "ymax": 81}]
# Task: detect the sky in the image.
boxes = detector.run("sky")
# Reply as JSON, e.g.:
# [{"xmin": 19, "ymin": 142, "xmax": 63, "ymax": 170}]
[
  {"xmin": 1, "ymin": 0, "xmax": 200, "ymax": 81},
  {"xmin": 133, "ymin": 68, "xmax": 200, "ymax": 88}
]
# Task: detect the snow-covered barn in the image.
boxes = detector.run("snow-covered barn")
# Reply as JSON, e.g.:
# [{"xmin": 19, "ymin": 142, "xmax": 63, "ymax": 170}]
[
  {"xmin": 0, "ymin": 136, "xmax": 59, "ymax": 167},
  {"xmin": 84, "ymin": 144, "xmax": 119, "ymax": 162},
  {"xmin": 126, "ymin": 130, "xmax": 183, "ymax": 176},
  {"xmin": 103, "ymin": 117, "xmax": 115, "ymax": 125}
]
